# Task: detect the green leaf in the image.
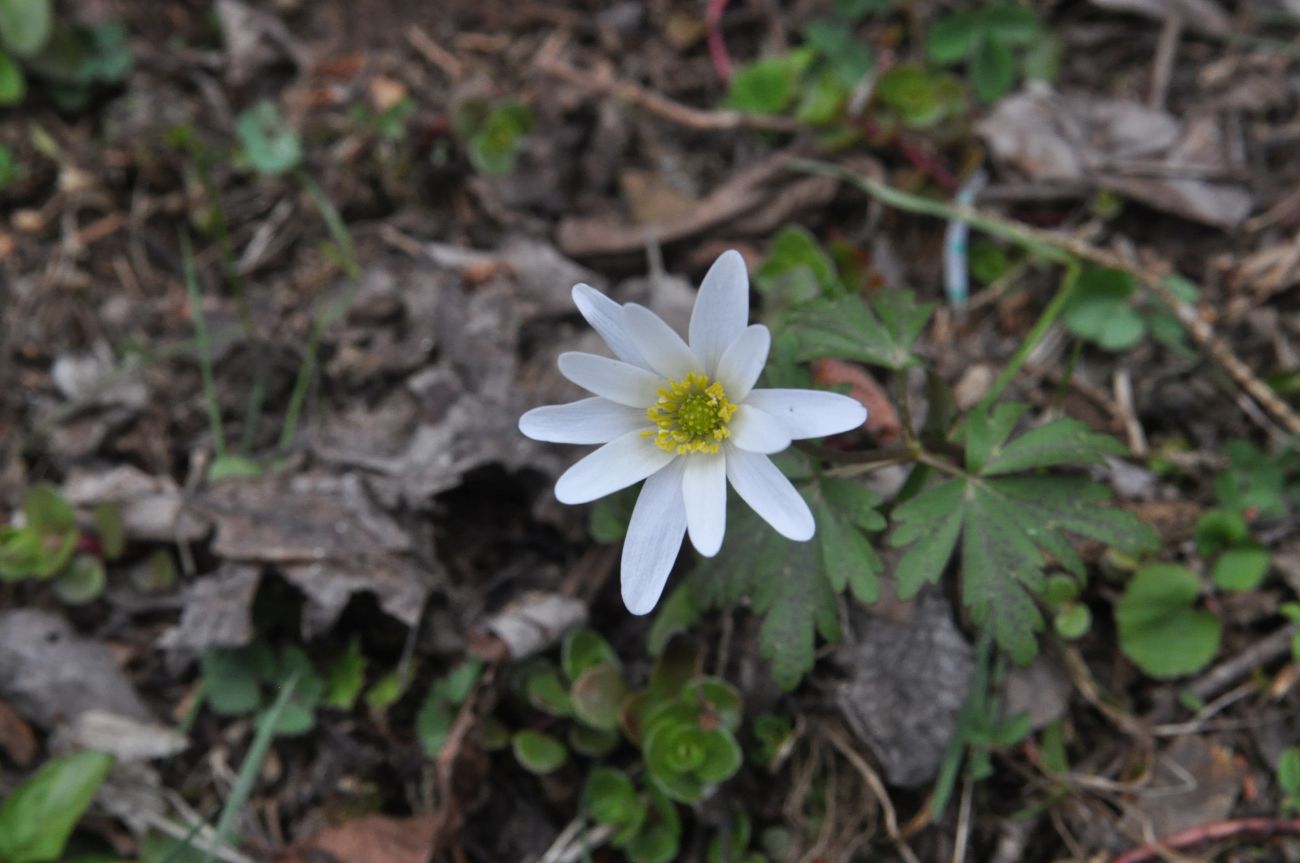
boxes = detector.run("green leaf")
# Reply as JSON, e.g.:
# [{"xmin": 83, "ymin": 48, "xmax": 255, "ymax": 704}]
[
  {"xmin": 364, "ymin": 665, "xmax": 413, "ymax": 715},
  {"xmin": 691, "ymin": 490, "xmax": 841, "ymax": 690},
  {"xmin": 707, "ymin": 810, "xmax": 752, "ymax": 863},
  {"xmin": 1053, "ymin": 602, "xmax": 1091, "ymax": 639},
  {"xmin": 794, "ymin": 70, "xmax": 848, "ymax": 125},
  {"xmin": 0, "ymin": 0, "xmax": 52, "ymax": 57},
  {"xmin": 1194, "ymin": 508, "xmax": 1250, "ymax": 557},
  {"xmin": 927, "ymin": 11, "xmax": 979, "ymax": 63},
  {"xmin": 804, "ymin": 20, "xmax": 873, "ymax": 87},
  {"xmin": 234, "ymin": 101, "xmax": 301, "ymax": 177},
  {"xmin": 92, "ymin": 503, "xmax": 125, "ymax": 560},
  {"xmin": 0, "ymin": 751, "xmax": 114, "ymax": 863},
  {"xmin": 980, "ymin": 4, "xmax": 1040, "ymax": 44},
  {"xmin": 1211, "ymin": 546, "xmax": 1270, "ymax": 592},
  {"xmin": 24, "ymin": 483, "xmax": 75, "ymax": 533},
  {"xmin": 1116, "ymin": 563, "xmax": 1221, "ymax": 678},
  {"xmin": 1279, "ymin": 747, "xmax": 1300, "ymax": 795},
  {"xmin": 590, "ymin": 486, "xmax": 636, "ymax": 542},
  {"xmin": 324, "ymin": 636, "xmax": 366, "ymax": 710},
  {"xmin": 812, "ymin": 478, "xmax": 884, "ymax": 602},
  {"xmin": 202, "ymin": 647, "xmax": 265, "ymax": 716},
  {"xmin": 416, "ymin": 698, "xmax": 454, "ymax": 757},
  {"xmin": 877, "ymin": 63, "xmax": 964, "ymax": 128},
  {"xmin": 755, "ymin": 225, "xmax": 842, "ymax": 306},
  {"xmin": 683, "ymin": 677, "xmax": 744, "ymax": 732},
  {"xmin": 965, "ymin": 402, "xmax": 1030, "ymax": 474},
  {"xmin": 440, "ymin": 658, "xmax": 483, "ymax": 704},
  {"xmin": 523, "ymin": 664, "xmax": 570, "ymax": 717},
  {"xmin": 208, "ymin": 455, "xmax": 261, "ymax": 483},
  {"xmin": 1062, "ymin": 267, "xmax": 1147, "ymax": 351},
  {"xmin": 583, "ymin": 767, "xmax": 646, "ymax": 845},
  {"xmin": 787, "ymin": 291, "xmax": 930, "ymax": 369},
  {"xmin": 647, "ymin": 584, "xmax": 702, "ymax": 657},
  {"xmin": 891, "ymin": 473, "xmax": 1158, "ymax": 661},
  {"xmin": 979, "ymin": 417, "xmax": 1128, "ymax": 476},
  {"xmin": 511, "ymin": 730, "xmax": 567, "ymax": 774},
  {"xmin": 0, "ymin": 48, "xmax": 24, "ymax": 104},
  {"xmin": 567, "ymin": 723, "xmax": 620, "ymax": 758},
  {"xmin": 1, "ymin": 527, "xmax": 47, "ymax": 580},
  {"xmin": 571, "ymin": 662, "xmax": 629, "ymax": 731},
  {"xmin": 53, "ymin": 554, "xmax": 105, "ymax": 605},
  {"xmin": 971, "ymin": 33, "xmax": 1015, "ymax": 103},
  {"xmin": 562, "ymin": 627, "xmax": 620, "ymax": 681},
  {"xmin": 725, "ymin": 47, "xmax": 815, "ymax": 114},
  {"xmin": 264, "ymin": 645, "xmax": 324, "ymax": 736},
  {"xmin": 467, "ymin": 102, "xmax": 533, "ymax": 175},
  {"xmin": 695, "ymin": 727, "xmax": 744, "ymax": 783}
]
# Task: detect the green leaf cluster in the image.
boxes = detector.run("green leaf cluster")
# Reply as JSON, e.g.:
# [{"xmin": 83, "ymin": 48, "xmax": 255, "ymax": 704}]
[
  {"xmin": 926, "ymin": 2, "xmax": 1042, "ymax": 102},
  {"xmin": 583, "ymin": 771, "xmax": 682, "ymax": 863},
  {"xmin": 0, "ymin": 484, "xmax": 119, "ymax": 604},
  {"xmin": 891, "ymin": 403, "xmax": 1159, "ymax": 662},
  {"xmin": 1115, "ymin": 563, "xmax": 1220, "ymax": 678},
  {"xmin": 235, "ymin": 101, "xmax": 303, "ymax": 177},
  {"xmin": 875, "ymin": 63, "xmax": 968, "ymax": 129},
  {"xmin": 416, "ymin": 658, "xmax": 483, "ymax": 757},
  {"xmin": 0, "ymin": 0, "xmax": 132, "ymax": 110},
  {"xmin": 0, "ymin": 750, "xmax": 114, "ymax": 863},
  {"xmin": 685, "ymin": 471, "xmax": 886, "ymax": 690},
  {"xmin": 1194, "ymin": 508, "xmax": 1270, "ymax": 593},
  {"xmin": 1061, "ymin": 266, "xmax": 1193, "ymax": 354},
  {"xmin": 201, "ymin": 643, "xmax": 327, "ymax": 736},
  {"xmin": 451, "ymin": 98, "xmax": 534, "ymax": 176},
  {"xmin": 726, "ymin": 6, "xmax": 876, "ymax": 126}
]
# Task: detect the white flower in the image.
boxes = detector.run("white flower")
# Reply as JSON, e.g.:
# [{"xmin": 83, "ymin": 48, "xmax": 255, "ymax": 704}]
[{"xmin": 519, "ymin": 250, "xmax": 868, "ymax": 615}]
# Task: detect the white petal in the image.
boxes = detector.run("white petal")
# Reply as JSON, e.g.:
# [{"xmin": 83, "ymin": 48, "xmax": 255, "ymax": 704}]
[
  {"xmin": 621, "ymin": 303, "xmax": 702, "ymax": 381},
  {"xmin": 728, "ymin": 404, "xmax": 792, "ymax": 454},
  {"xmin": 682, "ymin": 453, "xmax": 726, "ymax": 557},
  {"xmin": 572, "ymin": 283, "xmax": 649, "ymax": 369},
  {"xmin": 555, "ymin": 430, "xmax": 676, "ymax": 504},
  {"xmin": 743, "ymin": 388, "xmax": 868, "ymax": 439},
  {"xmin": 558, "ymin": 352, "xmax": 663, "ymax": 407},
  {"xmin": 725, "ymin": 446, "xmax": 815, "ymax": 541},
  {"xmin": 714, "ymin": 324, "xmax": 770, "ymax": 400},
  {"xmin": 519, "ymin": 398, "xmax": 648, "ymax": 444},
  {"xmin": 622, "ymin": 459, "xmax": 687, "ymax": 615},
  {"xmin": 688, "ymin": 250, "xmax": 749, "ymax": 373}
]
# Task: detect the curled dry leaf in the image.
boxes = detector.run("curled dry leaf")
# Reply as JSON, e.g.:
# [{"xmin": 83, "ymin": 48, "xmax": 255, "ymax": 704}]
[
  {"xmin": 470, "ymin": 592, "xmax": 587, "ymax": 662},
  {"xmin": 811, "ymin": 358, "xmax": 898, "ymax": 444}
]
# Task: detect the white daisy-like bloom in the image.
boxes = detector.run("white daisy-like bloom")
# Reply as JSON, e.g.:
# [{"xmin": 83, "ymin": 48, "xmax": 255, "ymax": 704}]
[{"xmin": 519, "ymin": 250, "xmax": 868, "ymax": 615}]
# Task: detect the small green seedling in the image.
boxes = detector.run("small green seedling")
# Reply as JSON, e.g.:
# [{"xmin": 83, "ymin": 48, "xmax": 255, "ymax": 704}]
[
  {"xmin": 416, "ymin": 658, "xmax": 483, "ymax": 756},
  {"xmin": 1042, "ymin": 573, "xmax": 1090, "ymax": 640},
  {"xmin": 1061, "ymin": 266, "xmax": 1193, "ymax": 354},
  {"xmin": 926, "ymin": 3, "xmax": 1042, "ymax": 102},
  {"xmin": 1115, "ymin": 563, "xmax": 1221, "ymax": 679},
  {"xmin": 235, "ymin": 101, "xmax": 302, "ymax": 177},
  {"xmin": 201, "ymin": 643, "xmax": 327, "ymax": 736},
  {"xmin": 0, "ymin": 484, "xmax": 122, "ymax": 604},
  {"xmin": 451, "ymin": 98, "xmax": 533, "ymax": 176}
]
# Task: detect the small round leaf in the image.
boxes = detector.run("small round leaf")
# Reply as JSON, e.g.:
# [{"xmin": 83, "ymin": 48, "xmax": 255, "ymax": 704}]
[{"xmin": 512, "ymin": 729, "xmax": 567, "ymax": 775}]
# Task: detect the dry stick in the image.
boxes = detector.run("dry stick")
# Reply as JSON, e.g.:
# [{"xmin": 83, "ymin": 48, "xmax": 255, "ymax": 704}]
[
  {"xmin": 536, "ymin": 57, "xmax": 802, "ymax": 133},
  {"xmin": 789, "ymin": 158, "xmax": 1300, "ymax": 438},
  {"xmin": 1113, "ymin": 817, "xmax": 1300, "ymax": 863},
  {"xmin": 1184, "ymin": 623, "xmax": 1299, "ymax": 704},
  {"xmin": 823, "ymin": 722, "xmax": 923, "ymax": 863}
]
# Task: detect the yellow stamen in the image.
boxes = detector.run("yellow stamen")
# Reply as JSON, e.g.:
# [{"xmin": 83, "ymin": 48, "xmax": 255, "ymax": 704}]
[{"xmin": 644, "ymin": 372, "xmax": 737, "ymax": 455}]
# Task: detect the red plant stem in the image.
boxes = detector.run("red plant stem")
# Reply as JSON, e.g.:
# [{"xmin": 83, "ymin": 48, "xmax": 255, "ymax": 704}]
[
  {"xmin": 1113, "ymin": 817, "xmax": 1300, "ymax": 863},
  {"xmin": 857, "ymin": 115, "xmax": 958, "ymax": 194},
  {"xmin": 706, "ymin": 0, "xmax": 733, "ymax": 84}
]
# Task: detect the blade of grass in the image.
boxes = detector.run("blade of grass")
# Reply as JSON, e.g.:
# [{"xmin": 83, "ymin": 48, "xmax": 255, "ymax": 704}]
[
  {"xmin": 277, "ymin": 172, "xmax": 359, "ymax": 450},
  {"xmin": 180, "ymin": 229, "xmax": 228, "ymax": 458},
  {"xmin": 201, "ymin": 671, "xmax": 300, "ymax": 863}
]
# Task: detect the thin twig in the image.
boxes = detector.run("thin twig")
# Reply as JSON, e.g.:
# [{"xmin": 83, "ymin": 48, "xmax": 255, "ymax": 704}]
[
  {"xmin": 823, "ymin": 722, "xmax": 923, "ymax": 863},
  {"xmin": 1184, "ymin": 623, "xmax": 1299, "ymax": 704},
  {"xmin": 788, "ymin": 158, "xmax": 1300, "ymax": 437},
  {"xmin": 537, "ymin": 57, "xmax": 801, "ymax": 133},
  {"xmin": 1113, "ymin": 817, "xmax": 1300, "ymax": 863}
]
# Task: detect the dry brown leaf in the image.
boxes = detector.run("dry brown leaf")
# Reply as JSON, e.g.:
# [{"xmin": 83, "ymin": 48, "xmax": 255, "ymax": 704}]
[
  {"xmin": 281, "ymin": 813, "xmax": 439, "ymax": 863},
  {"xmin": 811, "ymin": 358, "xmax": 898, "ymax": 444},
  {"xmin": 0, "ymin": 699, "xmax": 36, "ymax": 766}
]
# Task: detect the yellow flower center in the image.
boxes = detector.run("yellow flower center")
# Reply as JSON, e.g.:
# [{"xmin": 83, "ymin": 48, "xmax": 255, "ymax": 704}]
[{"xmin": 645, "ymin": 372, "xmax": 737, "ymax": 455}]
